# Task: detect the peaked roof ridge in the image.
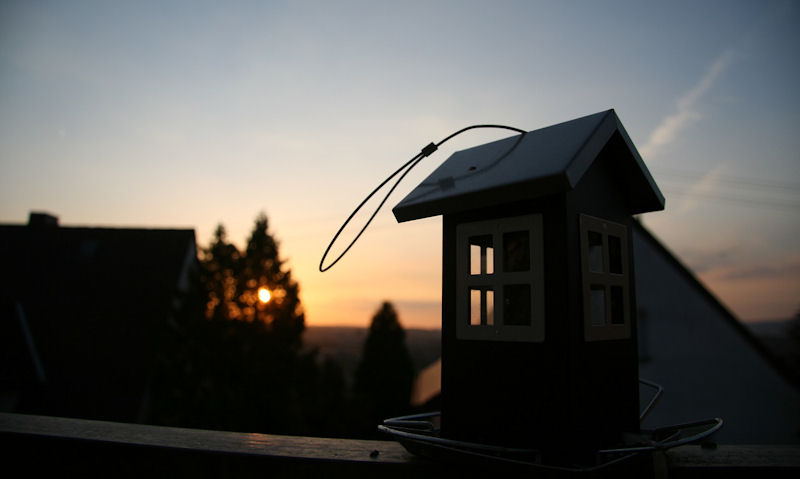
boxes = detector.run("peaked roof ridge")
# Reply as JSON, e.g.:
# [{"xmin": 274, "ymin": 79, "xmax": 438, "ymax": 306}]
[
  {"xmin": 393, "ymin": 109, "xmax": 663, "ymax": 222},
  {"xmin": 562, "ymin": 108, "xmax": 619, "ymax": 188}
]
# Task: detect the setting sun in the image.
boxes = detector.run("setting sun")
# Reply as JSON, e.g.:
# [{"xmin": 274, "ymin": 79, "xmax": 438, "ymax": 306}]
[{"xmin": 257, "ymin": 287, "xmax": 271, "ymax": 304}]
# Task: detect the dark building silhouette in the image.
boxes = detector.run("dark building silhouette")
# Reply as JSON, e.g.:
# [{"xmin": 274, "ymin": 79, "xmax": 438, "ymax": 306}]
[
  {"xmin": 633, "ymin": 223, "xmax": 800, "ymax": 444},
  {"xmin": 0, "ymin": 212, "xmax": 197, "ymax": 423}
]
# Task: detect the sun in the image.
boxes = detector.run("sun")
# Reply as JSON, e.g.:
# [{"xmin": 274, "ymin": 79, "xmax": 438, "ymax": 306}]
[{"xmin": 257, "ymin": 287, "xmax": 271, "ymax": 304}]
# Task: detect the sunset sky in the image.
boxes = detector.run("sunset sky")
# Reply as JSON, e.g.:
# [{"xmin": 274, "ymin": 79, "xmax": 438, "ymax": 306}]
[{"xmin": 1, "ymin": 1, "xmax": 798, "ymax": 328}]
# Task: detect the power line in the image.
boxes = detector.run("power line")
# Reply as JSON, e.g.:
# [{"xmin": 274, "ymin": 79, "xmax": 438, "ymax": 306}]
[
  {"xmin": 657, "ymin": 177, "xmax": 799, "ymax": 203},
  {"xmin": 652, "ymin": 167, "xmax": 800, "ymax": 193},
  {"xmin": 662, "ymin": 186, "xmax": 800, "ymax": 212},
  {"xmin": 649, "ymin": 165, "xmax": 800, "ymax": 212}
]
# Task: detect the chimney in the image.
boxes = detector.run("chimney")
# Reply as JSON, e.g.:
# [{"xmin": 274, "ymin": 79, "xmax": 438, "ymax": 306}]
[{"xmin": 28, "ymin": 211, "xmax": 59, "ymax": 227}]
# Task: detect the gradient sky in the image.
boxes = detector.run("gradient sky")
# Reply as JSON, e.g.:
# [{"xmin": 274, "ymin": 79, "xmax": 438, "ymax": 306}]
[{"xmin": 1, "ymin": 1, "xmax": 798, "ymax": 328}]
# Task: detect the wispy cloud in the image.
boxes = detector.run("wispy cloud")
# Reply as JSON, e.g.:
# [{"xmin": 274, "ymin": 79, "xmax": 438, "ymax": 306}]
[
  {"xmin": 679, "ymin": 244, "xmax": 738, "ymax": 275},
  {"xmin": 722, "ymin": 258, "xmax": 800, "ymax": 281},
  {"xmin": 641, "ymin": 49, "xmax": 736, "ymax": 158}
]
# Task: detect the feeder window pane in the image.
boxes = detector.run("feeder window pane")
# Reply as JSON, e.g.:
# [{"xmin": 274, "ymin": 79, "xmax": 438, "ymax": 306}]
[
  {"xmin": 469, "ymin": 235, "xmax": 493, "ymax": 275},
  {"xmin": 469, "ymin": 288, "xmax": 494, "ymax": 326},
  {"xmin": 504, "ymin": 284, "xmax": 531, "ymax": 326},
  {"xmin": 610, "ymin": 286, "xmax": 624, "ymax": 325},
  {"xmin": 470, "ymin": 289, "xmax": 481, "ymax": 326},
  {"xmin": 590, "ymin": 285, "xmax": 606, "ymax": 326},
  {"xmin": 503, "ymin": 230, "xmax": 530, "ymax": 272},
  {"xmin": 486, "ymin": 290, "xmax": 495, "ymax": 326},
  {"xmin": 609, "ymin": 235, "xmax": 623, "ymax": 274},
  {"xmin": 470, "ymin": 245, "xmax": 480, "ymax": 275},
  {"xmin": 588, "ymin": 231, "xmax": 604, "ymax": 273}
]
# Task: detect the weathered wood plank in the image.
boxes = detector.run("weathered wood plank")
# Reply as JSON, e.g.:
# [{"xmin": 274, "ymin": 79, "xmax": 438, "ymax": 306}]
[
  {"xmin": 1, "ymin": 412, "xmax": 798, "ymax": 478},
  {"xmin": 0, "ymin": 412, "xmax": 412, "ymax": 463}
]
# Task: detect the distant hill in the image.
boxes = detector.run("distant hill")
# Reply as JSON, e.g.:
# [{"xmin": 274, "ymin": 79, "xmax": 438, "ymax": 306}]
[
  {"xmin": 746, "ymin": 318, "xmax": 794, "ymax": 337},
  {"xmin": 302, "ymin": 326, "xmax": 441, "ymax": 385}
]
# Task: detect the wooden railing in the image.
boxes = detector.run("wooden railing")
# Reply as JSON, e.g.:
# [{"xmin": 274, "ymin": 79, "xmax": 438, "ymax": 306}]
[{"xmin": 1, "ymin": 412, "xmax": 797, "ymax": 477}]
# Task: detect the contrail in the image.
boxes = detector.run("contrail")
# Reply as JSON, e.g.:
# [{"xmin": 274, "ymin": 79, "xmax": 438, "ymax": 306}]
[{"xmin": 641, "ymin": 49, "xmax": 735, "ymax": 158}]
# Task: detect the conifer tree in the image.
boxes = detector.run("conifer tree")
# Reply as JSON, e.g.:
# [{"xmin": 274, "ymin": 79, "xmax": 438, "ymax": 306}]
[
  {"xmin": 185, "ymin": 212, "xmax": 310, "ymax": 433},
  {"xmin": 199, "ymin": 224, "xmax": 240, "ymax": 321},
  {"xmin": 354, "ymin": 301, "xmax": 415, "ymax": 434},
  {"xmin": 200, "ymin": 213, "xmax": 305, "ymax": 348},
  {"xmin": 238, "ymin": 212, "xmax": 305, "ymax": 350}
]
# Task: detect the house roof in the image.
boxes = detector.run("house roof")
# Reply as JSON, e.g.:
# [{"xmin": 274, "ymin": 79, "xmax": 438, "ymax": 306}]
[
  {"xmin": 393, "ymin": 109, "xmax": 665, "ymax": 222},
  {"xmin": 0, "ymin": 219, "xmax": 197, "ymax": 421},
  {"xmin": 632, "ymin": 221, "xmax": 800, "ymax": 390},
  {"xmin": 0, "ymin": 224, "xmax": 196, "ymax": 312}
]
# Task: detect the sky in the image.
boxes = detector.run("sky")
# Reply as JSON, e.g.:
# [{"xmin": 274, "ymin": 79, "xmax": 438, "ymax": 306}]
[{"xmin": 1, "ymin": 1, "xmax": 798, "ymax": 329}]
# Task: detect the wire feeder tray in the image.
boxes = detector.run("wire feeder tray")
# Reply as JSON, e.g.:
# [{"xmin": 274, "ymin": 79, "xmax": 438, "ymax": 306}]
[
  {"xmin": 379, "ymin": 412, "xmax": 722, "ymax": 472},
  {"xmin": 379, "ymin": 379, "xmax": 722, "ymax": 472}
]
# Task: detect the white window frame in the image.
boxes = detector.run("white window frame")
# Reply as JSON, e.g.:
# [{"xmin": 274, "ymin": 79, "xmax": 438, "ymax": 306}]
[
  {"xmin": 580, "ymin": 214, "xmax": 631, "ymax": 341},
  {"xmin": 456, "ymin": 214, "xmax": 545, "ymax": 342}
]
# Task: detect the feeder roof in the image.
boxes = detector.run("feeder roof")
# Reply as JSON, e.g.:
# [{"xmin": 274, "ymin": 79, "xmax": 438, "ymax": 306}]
[{"xmin": 393, "ymin": 109, "xmax": 664, "ymax": 222}]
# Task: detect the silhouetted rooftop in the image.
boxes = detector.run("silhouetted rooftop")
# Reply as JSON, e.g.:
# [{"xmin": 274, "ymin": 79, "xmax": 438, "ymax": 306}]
[{"xmin": 0, "ymin": 219, "xmax": 196, "ymax": 422}]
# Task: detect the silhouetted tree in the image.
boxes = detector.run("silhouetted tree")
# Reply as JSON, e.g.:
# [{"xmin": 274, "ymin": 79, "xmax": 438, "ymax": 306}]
[
  {"xmin": 150, "ymin": 212, "xmax": 333, "ymax": 435},
  {"xmin": 200, "ymin": 224, "xmax": 240, "ymax": 322},
  {"xmin": 200, "ymin": 214, "xmax": 305, "ymax": 347},
  {"xmin": 353, "ymin": 301, "xmax": 415, "ymax": 436},
  {"xmin": 238, "ymin": 212, "xmax": 305, "ymax": 350}
]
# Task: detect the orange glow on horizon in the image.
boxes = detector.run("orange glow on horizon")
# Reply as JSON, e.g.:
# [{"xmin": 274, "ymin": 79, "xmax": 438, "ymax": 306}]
[{"xmin": 258, "ymin": 287, "xmax": 271, "ymax": 304}]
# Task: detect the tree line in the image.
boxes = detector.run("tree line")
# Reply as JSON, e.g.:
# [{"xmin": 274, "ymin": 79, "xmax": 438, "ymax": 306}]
[{"xmin": 148, "ymin": 212, "xmax": 416, "ymax": 438}]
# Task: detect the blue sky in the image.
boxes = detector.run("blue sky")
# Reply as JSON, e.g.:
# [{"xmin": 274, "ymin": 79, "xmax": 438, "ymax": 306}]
[{"xmin": 1, "ymin": 1, "xmax": 797, "ymax": 327}]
